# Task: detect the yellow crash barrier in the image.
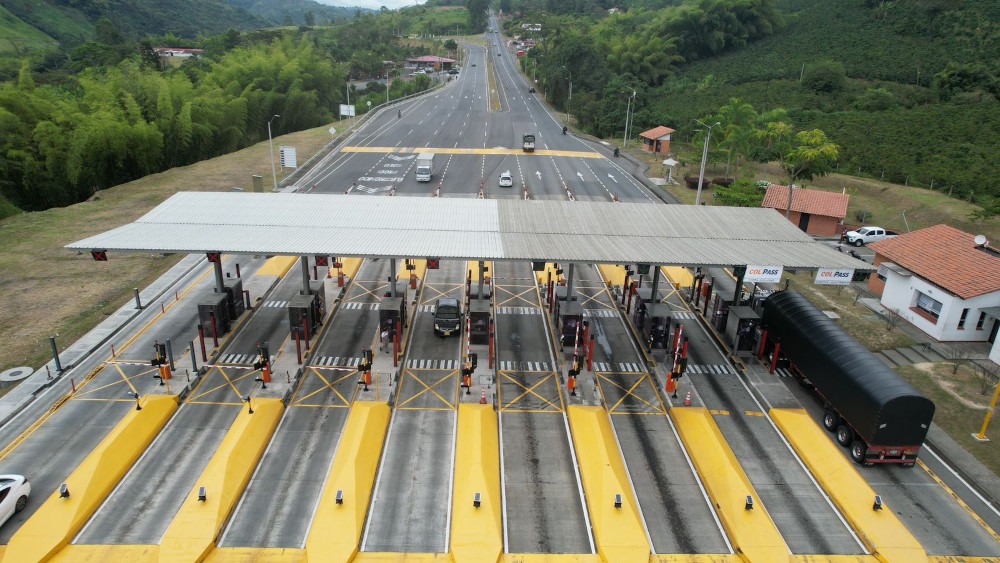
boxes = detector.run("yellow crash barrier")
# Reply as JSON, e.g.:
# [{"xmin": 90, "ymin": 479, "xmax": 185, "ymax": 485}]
[
  {"xmin": 451, "ymin": 404, "xmax": 503, "ymax": 563},
  {"xmin": 352, "ymin": 554, "xmax": 452, "ymax": 561},
  {"xmin": 650, "ymin": 556, "xmax": 742, "ymax": 563},
  {"xmin": 597, "ymin": 265, "xmax": 626, "ymax": 288},
  {"xmin": 771, "ymin": 409, "xmax": 927, "ymax": 563},
  {"xmin": 257, "ymin": 256, "xmax": 299, "ymax": 277},
  {"xmin": 305, "ymin": 402, "xmax": 392, "ymax": 563},
  {"xmin": 4, "ymin": 395, "xmax": 178, "ymax": 563},
  {"xmin": 159, "ymin": 399, "xmax": 284, "ymax": 562},
  {"xmin": 501, "ymin": 556, "xmax": 601, "ymax": 562},
  {"xmin": 567, "ymin": 406, "xmax": 650, "ymax": 562},
  {"xmin": 205, "ymin": 547, "xmax": 306, "ymax": 562},
  {"xmin": 660, "ymin": 267, "xmax": 693, "ymax": 291},
  {"xmin": 670, "ymin": 408, "xmax": 790, "ymax": 563},
  {"xmin": 50, "ymin": 544, "xmax": 159, "ymax": 562}
]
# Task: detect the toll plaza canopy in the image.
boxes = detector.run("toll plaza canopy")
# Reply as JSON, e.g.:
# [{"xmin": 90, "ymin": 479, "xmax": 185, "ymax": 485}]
[{"xmin": 66, "ymin": 192, "xmax": 869, "ymax": 271}]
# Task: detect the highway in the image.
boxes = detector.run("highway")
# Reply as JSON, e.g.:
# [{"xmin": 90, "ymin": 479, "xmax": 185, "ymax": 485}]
[{"xmin": 0, "ymin": 14, "xmax": 997, "ymax": 562}]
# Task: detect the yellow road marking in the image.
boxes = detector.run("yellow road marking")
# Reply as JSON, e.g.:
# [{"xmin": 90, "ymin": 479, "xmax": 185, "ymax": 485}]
[
  {"xmin": 500, "ymin": 372, "xmax": 562, "ymax": 411},
  {"xmin": 397, "ymin": 370, "xmax": 457, "ymax": 410},
  {"xmin": 291, "ymin": 368, "xmax": 355, "ymax": 407},
  {"xmin": 341, "ymin": 147, "xmax": 604, "ymax": 158},
  {"xmin": 918, "ymin": 459, "xmax": 1000, "ymax": 543},
  {"xmin": 421, "ymin": 282, "xmax": 464, "ymax": 304},
  {"xmin": 74, "ymin": 363, "xmax": 151, "ymax": 397},
  {"xmin": 710, "ymin": 409, "xmax": 730, "ymax": 416},
  {"xmin": 495, "ymin": 285, "xmax": 538, "ymax": 307},
  {"xmin": 745, "ymin": 411, "xmax": 765, "ymax": 417},
  {"xmin": 187, "ymin": 367, "xmax": 257, "ymax": 403},
  {"xmin": 598, "ymin": 372, "xmax": 665, "ymax": 415}
]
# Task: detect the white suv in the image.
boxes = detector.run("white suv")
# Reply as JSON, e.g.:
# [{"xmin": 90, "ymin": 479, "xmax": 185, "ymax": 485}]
[{"xmin": 499, "ymin": 171, "xmax": 513, "ymax": 187}]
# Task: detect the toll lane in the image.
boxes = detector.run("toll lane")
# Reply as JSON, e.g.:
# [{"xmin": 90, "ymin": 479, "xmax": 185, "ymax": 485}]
[
  {"xmin": 362, "ymin": 259, "xmax": 465, "ymax": 552},
  {"xmin": 74, "ymin": 403, "xmax": 242, "ymax": 545},
  {"xmin": 494, "ymin": 261, "xmax": 592, "ymax": 554},
  {"xmin": 311, "ymin": 258, "xmax": 393, "ymax": 370}
]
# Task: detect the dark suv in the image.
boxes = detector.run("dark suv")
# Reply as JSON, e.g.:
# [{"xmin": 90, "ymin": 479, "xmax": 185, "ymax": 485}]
[{"xmin": 433, "ymin": 298, "xmax": 462, "ymax": 337}]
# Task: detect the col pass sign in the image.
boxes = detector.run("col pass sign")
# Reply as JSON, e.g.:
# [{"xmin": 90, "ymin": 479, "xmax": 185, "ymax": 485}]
[
  {"xmin": 814, "ymin": 268, "xmax": 854, "ymax": 286},
  {"xmin": 743, "ymin": 265, "xmax": 783, "ymax": 283}
]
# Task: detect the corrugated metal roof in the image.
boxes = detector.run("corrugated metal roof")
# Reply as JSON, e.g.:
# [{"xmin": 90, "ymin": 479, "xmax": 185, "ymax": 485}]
[{"xmin": 67, "ymin": 192, "xmax": 869, "ymax": 270}]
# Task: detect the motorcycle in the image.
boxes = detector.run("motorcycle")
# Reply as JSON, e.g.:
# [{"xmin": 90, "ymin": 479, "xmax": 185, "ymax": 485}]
[{"xmin": 562, "ymin": 126, "xmax": 567, "ymax": 135}]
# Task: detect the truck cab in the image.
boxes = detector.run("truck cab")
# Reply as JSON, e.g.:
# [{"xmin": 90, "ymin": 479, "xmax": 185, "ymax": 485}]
[{"xmin": 522, "ymin": 134, "xmax": 535, "ymax": 153}]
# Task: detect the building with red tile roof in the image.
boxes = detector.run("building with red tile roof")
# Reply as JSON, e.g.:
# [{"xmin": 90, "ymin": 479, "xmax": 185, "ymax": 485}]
[
  {"xmin": 867, "ymin": 224, "xmax": 1000, "ymax": 351},
  {"xmin": 761, "ymin": 185, "xmax": 849, "ymax": 237},
  {"xmin": 638, "ymin": 126, "xmax": 674, "ymax": 155}
]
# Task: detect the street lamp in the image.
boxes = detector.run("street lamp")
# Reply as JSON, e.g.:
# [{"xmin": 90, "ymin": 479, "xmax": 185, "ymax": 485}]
[
  {"xmin": 267, "ymin": 114, "xmax": 280, "ymax": 191},
  {"xmin": 386, "ymin": 69, "xmax": 390, "ymax": 104},
  {"xmin": 623, "ymin": 90, "xmax": 636, "ymax": 148},
  {"xmin": 561, "ymin": 65, "xmax": 572, "ymax": 101},
  {"xmin": 694, "ymin": 119, "xmax": 720, "ymax": 206}
]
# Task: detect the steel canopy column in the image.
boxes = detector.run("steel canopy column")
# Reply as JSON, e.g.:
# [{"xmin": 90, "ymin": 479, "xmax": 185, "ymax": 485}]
[
  {"xmin": 478, "ymin": 260, "xmax": 485, "ymax": 298},
  {"xmin": 566, "ymin": 263, "xmax": 576, "ymax": 300},
  {"xmin": 213, "ymin": 260, "xmax": 225, "ymax": 293},
  {"xmin": 390, "ymin": 258, "xmax": 397, "ymax": 297},
  {"xmin": 300, "ymin": 256, "xmax": 310, "ymax": 294},
  {"xmin": 650, "ymin": 266, "xmax": 661, "ymax": 301}
]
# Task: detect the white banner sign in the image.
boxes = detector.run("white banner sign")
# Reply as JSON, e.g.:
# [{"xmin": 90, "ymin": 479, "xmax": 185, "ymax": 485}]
[
  {"xmin": 815, "ymin": 268, "xmax": 854, "ymax": 285},
  {"xmin": 744, "ymin": 265, "xmax": 783, "ymax": 283},
  {"xmin": 339, "ymin": 104, "xmax": 356, "ymax": 117},
  {"xmin": 279, "ymin": 146, "xmax": 297, "ymax": 168}
]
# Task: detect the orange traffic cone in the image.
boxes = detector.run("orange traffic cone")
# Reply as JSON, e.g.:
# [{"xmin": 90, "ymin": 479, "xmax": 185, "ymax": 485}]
[
  {"xmin": 684, "ymin": 391, "xmax": 691, "ymax": 406},
  {"xmin": 480, "ymin": 388, "xmax": 487, "ymax": 404}
]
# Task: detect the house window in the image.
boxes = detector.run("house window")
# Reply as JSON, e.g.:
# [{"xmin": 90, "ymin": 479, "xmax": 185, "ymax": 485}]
[
  {"xmin": 977, "ymin": 311, "xmax": 987, "ymax": 330},
  {"xmin": 914, "ymin": 291, "xmax": 942, "ymax": 319},
  {"xmin": 958, "ymin": 308, "xmax": 969, "ymax": 329}
]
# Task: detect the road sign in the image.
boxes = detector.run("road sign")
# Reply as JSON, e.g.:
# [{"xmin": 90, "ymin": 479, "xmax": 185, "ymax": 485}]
[
  {"xmin": 315, "ymin": 255, "xmax": 329, "ymax": 267},
  {"xmin": 427, "ymin": 258, "xmax": 440, "ymax": 269},
  {"xmin": 91, "ymin": 250, "xmax": 107, "ymax": 261},
  {"xmin": 206, "ymin": 252, "xmax": 221, "ymax": 263}
]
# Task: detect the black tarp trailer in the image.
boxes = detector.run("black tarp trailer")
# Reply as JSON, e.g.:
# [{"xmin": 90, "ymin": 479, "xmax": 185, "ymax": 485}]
[{"xmin": 761, "ymin": 291, "xmax": 935, "ymax": 466}]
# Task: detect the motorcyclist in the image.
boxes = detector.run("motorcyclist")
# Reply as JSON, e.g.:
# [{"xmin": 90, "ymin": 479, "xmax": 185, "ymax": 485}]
[
  {"xmin": 562, "ymin": 126, "xmax": 567, "ymax": 135},
  {"xmin": 397, "ymin": 109, "xmax": 401, "ymax": 119},
  {"xmin": 614, "ymin": 148, "xmax": 620, "ymax": 157}
]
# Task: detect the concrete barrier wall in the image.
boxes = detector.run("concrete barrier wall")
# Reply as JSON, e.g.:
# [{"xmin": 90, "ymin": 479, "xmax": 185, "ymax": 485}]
[
  {"xmin": 305, "ymin": 402, "xmax": 391, "ymax": 563},
  {"xmin": 770, "ymin": 409, "xmax": 927, "ymax": 563},
  {"xmin": 567, "ymin": 406, "xmax": 650, "ymax": 562},
  {"xmin": 159, "ymin": 399, "xmax": 284, "ymax": 562},
  {"xmin": 4, "ymin": 395, "xmax": 178, "ymax": 563},
  {"xmin": 670, "ymin": 408, "xmax": 789, "ymax": 563},
  {"xmin": 451, "ymin": 404, "xmax": 502, "ymax": 563}
]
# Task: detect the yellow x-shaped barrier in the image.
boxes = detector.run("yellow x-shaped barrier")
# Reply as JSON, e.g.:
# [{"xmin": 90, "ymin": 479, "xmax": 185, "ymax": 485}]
[{"xmin": 396, "ymin": 369, "xmax": 458, "ymax": 410}]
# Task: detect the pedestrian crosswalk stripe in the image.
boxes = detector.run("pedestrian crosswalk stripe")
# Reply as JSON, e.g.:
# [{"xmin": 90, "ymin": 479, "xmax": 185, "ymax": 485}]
[
  {"xmin": 219, "ymin": 354, "xmax": 276, "ymax": 365},
  {"xmin": 674, "ymin": 312, "xmax": 696, "ymax": 320},
  {"xmin": 583, "ymin": 309, "xmax": 616, "ymax": 317},
  {"xmin": 498, "ymin": 360, "xmax": 553, "ymax": 371},
  {"xmin": 687, "ymin": 364, "xmax": 736, "ymax": 375},
  {"xmin": 405, "ymin": 359, "xmax": 460, "ymax": 370},
  {"xmin": 263, "ymin": 300, "xmax": 288, "ymax": 308},
  {"xmin": 419, "ymin": 304, "xmax": 435, "ymax": 313},
  {"xmin": 593, "ymin": 362, "xmax": 610, "ymax": 372},
  {"xmin": 341, "ymin": 302, "xmax": 379, "ymax": 310},
  {"xmin": 617, "ymin": 362, "xmax": 643, "ymax": 372},
  {"xmin": 313, "ymin": 356, "xmax": 360, "ymax": 367},
  {"xmin": 497, "ymin": 306, "xmax": 539, "ymax": 315},
  {"xmin": 775, "ymin": 368, "xmax": 795, "ymax": 378},
  {"xmin": 591, "ymin": 361, "xmax": 645, "ymax": 373}
]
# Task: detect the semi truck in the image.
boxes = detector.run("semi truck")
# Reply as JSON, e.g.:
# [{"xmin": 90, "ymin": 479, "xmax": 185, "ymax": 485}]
[
  {"xmin": 760, "ymin": 290, "xmax": 935, "ymax": 466},
  {"xmin": 522, "ymin": 134, "xmax": 535, "ymax": 152},
  {"xmin": 415, "ymin": 153, "xmax": 435, "ymax": 182},
  {"xmin": 845, "ymin": 226, "xmax": 899, "ymax": 246}
]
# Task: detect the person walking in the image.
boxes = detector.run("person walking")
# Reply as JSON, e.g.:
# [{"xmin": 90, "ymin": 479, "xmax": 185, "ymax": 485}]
[{"xmin": 380, "ymin": 327, "xmax": 390, "ymax": 351}]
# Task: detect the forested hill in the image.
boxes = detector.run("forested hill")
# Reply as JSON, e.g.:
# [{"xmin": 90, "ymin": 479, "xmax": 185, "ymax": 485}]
[{"xmin": 1, "ymin": 0, "xmax": 362, "ymax": 48}]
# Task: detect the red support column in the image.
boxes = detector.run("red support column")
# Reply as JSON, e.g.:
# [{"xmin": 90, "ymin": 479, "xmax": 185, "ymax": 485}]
[
  {"xmin": 295, "ymin": 331, "xmax": 302, "ymax": 364},
  {"xmin": 758, "ymin": 329, "xmax": 769, "ymax": 360},
  {"xmin": 489, "ymin": 319, "xmax": 495, "ymax": 369},
  {"xmin": 303, "ymin": 318, "xmax": 310, "ymax": 349},
  {"xmin": 210, "ymin": 314, "xmax": 219, "ymax": 347},
  {"xmin": 587, "ymin": 336, "xmax": 595, "ymax": 371},
  {"xmin": 394, "ymin": 319, "xmax": 401, "ymax": 367},
  {"xmin": 198, "ymin": 324, "xmax": 207, "ymax": 362},
  {"xmin": 770, "ymin": 340, "xmax": 781, "ymax": 374}
]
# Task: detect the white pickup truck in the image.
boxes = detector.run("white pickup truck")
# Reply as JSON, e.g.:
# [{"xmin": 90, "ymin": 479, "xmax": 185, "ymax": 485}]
[{"xmin": 845, "ymin": 226, "xmax": 899, "ymax": 246}]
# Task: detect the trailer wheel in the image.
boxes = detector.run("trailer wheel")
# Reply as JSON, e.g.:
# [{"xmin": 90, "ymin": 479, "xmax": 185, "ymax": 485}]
[
  {"xmin": 836, "ymin": 424, "xmax": 854, "ymax": 446},
  {"xmin": 822, "ymin": 409, "xmax": 838, "ymax": 431},
  {"xmin": 850, "ymin": 440, "xmax": 868, "ymax": 464}
]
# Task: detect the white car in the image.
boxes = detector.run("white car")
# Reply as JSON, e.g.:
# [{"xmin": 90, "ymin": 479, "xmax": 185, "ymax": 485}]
[
  {"xmin": 499, "ymin": 171, "xmax": 513, "ymax": 187},
  {"xmin": 0, "ymin": 475, "xmax": 30, "ymax": 526}
]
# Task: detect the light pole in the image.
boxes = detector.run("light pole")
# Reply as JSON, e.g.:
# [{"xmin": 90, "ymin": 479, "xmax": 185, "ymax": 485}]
[
  {"xmin": 561, "ymin": 65, "xmax": 572, "ymax": 101},
  {"xmin": 694, "ymin": 119, "xmax": 720, "ymax": 206},
  {"xmin": 623, "ymin": 90, "xmax": 636, "ymax": 148},
  {"xmin": 386, "ymin": 69, "xmax": 390, "ymax": 104},
  {"xmin": 267, "ymin": 114, "xmax": 280, "ymax": 191}
]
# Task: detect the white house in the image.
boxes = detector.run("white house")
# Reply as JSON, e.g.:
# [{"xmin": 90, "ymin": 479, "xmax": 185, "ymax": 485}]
[{"xmin": 867, "ymin": 224, "xmax": 1000, "ymax": 363}]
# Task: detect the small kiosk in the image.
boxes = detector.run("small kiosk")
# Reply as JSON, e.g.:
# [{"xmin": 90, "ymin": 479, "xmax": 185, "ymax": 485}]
[{"xmin": 469, "ymin": 300, "xmax": 491, "ymax": 345}]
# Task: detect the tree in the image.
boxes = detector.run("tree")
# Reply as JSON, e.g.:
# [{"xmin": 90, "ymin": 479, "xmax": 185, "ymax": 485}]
[
  {"xmin": 756, "ymin": 123, "xmax": 839, "ymax": 218},
  {"xmin": 304, "ymin": 12, "xmax": 316, "ymax": 26},
  {"xmin": 802, "ymin": 60, "xmax": 847, "ymax": 93},
  {"xmin": 443, "ymin": 39, "xmax": 458, "ymax": 51},
  {"xmin": 713, "ymin": 179, "xmax": 764, "ymax": 207},
  {"xmin": 712, "ymin": 98, "xmax": 758, "ymax": 177}
]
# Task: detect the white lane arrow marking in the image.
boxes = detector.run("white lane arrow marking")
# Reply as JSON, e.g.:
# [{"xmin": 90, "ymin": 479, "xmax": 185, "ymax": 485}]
[
  {"xmin": 535, "ymin": 170, "xmax": 542, "ymax": 179},
  {"xmin": 576, "ymin": 172, "xmax": 584, "ymax": 181},
  {"xmin": 608, "ymin": 174, "xmax": 618, "ymax": 183}
]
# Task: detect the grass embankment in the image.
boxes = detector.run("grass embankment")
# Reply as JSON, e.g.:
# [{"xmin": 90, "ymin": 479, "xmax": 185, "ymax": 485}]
[{"xmin": 0, "ymin": 121, "xmax": 343, "ymax": 375}]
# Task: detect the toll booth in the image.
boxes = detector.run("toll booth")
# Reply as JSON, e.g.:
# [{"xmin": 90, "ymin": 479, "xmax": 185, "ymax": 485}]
[
  {"xmin": 469, "ymin": 299, "xmax": 491, "ymax": 345},
  {"xmin": 379, "ymin": 296, "xmax": 407, "ymax": 340},
  {"xmin": 725, "ymin": 306, "xmax": 760, "ymax": 357},
  {"xmin": 710, "ymin": 294, "xmax": 733, "ymax": 333},
  {"xmin": 633, "ymin": 300, "xmax": 672, "ymax": 350},
  {"xmin": 198, "ymin": 292, "xmax": 231, "ymax": 336},
  {"xmin": 383, "ymin": 282, "xmax": 408, "ymax": 303},
  {"xmin": 223, "ymin": 277, "xmax": 245, "ymax": 319},
  {"xmin": 288, "ymin": 293, "xmax": 321, "ymax": 339},
  {"xmin": 306, "ymin": 279, "xmax": 327, "ymax": 318},
  {"xmin": 556, "ymin": 300, "xmax": 584, "ymax": 346}
]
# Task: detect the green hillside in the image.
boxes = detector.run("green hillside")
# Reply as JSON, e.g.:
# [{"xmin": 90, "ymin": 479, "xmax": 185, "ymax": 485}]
[{"xmin": 0, "ymin": 6, "xmax": 59, "ymax": 54}]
